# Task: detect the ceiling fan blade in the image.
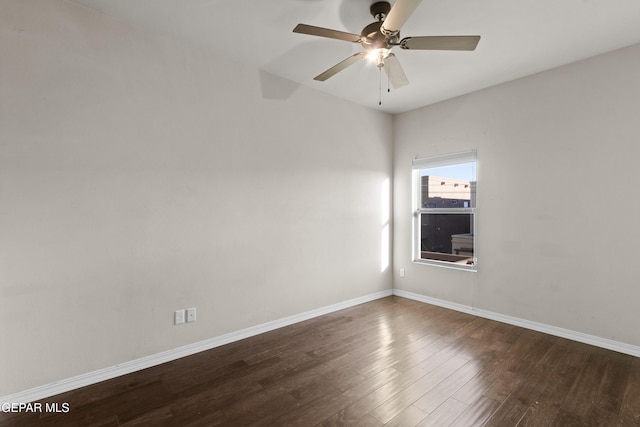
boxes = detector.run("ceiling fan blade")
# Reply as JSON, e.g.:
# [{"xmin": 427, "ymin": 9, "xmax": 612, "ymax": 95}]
[
  {"xmin": 381, "ymin": 0, "xmax": 423, "ymax": 35},
  {"xmin": 314, "ymin": 52, "xmax": 366, "ymax": 81},
  {"xmin": 383, "ymin": 53, "xmax": 409, "ymax": 89},
  {"xmin": 400, "ymin": 35, "xmax": 481, "ymax": 51},
  {"xmin": 293, "ymin": 23, "xmax": 364, "ymax": 43}
]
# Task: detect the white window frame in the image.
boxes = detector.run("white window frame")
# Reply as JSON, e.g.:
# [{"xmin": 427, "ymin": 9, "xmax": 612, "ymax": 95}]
[{"xmin": 412, "ymin": 150, "xmax": 477, "ymax": 271}]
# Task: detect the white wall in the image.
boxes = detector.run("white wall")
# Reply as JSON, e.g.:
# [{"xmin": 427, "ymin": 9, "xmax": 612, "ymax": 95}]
[
  {"xmin": 0, "ymin": 0, "xmax": 393, "ymax": 395},
  {"xmin": 393, "ymin": 43, "xmax": 640, "ymax": 348}
]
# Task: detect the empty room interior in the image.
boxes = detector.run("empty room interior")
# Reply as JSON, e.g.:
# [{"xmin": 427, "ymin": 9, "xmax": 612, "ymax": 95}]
[{"xmin": 2, "ymin": 0, "xmax": 640, "ymax": 425}]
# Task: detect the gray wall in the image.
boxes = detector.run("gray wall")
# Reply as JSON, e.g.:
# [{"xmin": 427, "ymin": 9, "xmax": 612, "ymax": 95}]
[
  {"xmin": 0, "ymin": 0, "xmax": 393, "ymax": 395},
  {"xmin": 393, "ymin": 43, "xmax": 640, "ymax": 348}
]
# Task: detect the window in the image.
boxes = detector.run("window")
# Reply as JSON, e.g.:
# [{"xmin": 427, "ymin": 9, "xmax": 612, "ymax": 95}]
[{"xmin": 412, "ymin": 150, "xmax": 477, "ymax": 271}]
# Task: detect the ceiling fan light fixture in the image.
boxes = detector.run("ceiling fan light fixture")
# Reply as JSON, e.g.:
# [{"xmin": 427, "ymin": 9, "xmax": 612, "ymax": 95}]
[{"xmin": 367, "ymin": 48, "xmax": 391, "ymax": 66}]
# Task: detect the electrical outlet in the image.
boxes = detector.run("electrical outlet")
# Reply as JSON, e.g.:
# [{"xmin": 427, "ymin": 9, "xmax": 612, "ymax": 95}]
[
  {"xmin": 187, "ymin": 307, "xmax": 196, "ymax": 323},
  {"xmin": 175, "ymin": 309, "xmax": 185, "ymax": 325},
  {"xmin": 400, "ymin": 268, "xmax": 405, "ymax": 278}
]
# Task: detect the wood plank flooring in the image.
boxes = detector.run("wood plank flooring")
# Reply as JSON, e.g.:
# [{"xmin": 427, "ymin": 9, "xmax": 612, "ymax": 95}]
[{"xmin": 2, "ymin": 296, "xmax": 639, "ymax": 426}]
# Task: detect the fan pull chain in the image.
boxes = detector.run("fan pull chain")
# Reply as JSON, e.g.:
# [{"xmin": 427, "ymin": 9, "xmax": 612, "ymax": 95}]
[{"xmin": 378, "ymin": 66, "xmax": 382, "ymax": 106}]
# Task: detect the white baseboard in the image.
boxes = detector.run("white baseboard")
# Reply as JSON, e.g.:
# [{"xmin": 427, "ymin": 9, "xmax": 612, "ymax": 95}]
[
  {"xmin": 392, "ymin": 289, "xmax": 640, "ymax": 358},
  {"xmin": 0, "ymin": 289, "xmax": 393, "ymax": 405}
]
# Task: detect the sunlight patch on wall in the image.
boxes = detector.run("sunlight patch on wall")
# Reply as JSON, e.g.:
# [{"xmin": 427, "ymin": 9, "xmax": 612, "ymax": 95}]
[{"xmin": 381, "ymin": 178, "xmax": 390, "ymax": 272}]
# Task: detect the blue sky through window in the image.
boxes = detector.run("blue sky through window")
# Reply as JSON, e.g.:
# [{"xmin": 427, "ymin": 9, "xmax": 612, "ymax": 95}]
[{"xmin": 421, "ymin": 161, "xmax": 476, "ymax": 182}]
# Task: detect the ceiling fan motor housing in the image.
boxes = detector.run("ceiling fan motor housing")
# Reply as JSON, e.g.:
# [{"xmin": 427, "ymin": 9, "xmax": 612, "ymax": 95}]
[
  {"xmin": 361, "ymin": 21, "xmax": 385, "ymax": 49},
  {"xmin": 361, "ymin": 22, "xmax": 399, "ymax": 51},
  {"xmin": 362, "ymin": 2, "xmax": 398, "ymax": 50}
]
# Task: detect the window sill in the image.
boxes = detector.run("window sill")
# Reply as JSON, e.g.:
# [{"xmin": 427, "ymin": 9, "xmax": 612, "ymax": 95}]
[{"xmin": 413, "ymin": 254, "xmax": 477, "ymax": 272}]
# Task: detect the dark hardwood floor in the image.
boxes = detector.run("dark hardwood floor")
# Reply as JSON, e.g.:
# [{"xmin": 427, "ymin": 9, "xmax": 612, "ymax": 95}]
[{"xmin": 2, "ymin": 296, "xmax": 639, "ymax": 426}]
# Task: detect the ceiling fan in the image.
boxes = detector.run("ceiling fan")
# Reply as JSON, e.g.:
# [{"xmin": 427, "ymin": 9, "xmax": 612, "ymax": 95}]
[{"xmin": 293, "ymin": 0, "xmax": 480, "ymax": 89}]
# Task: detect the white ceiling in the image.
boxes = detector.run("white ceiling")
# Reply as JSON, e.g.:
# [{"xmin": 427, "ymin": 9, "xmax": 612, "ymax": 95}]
[{"xmin": 69, "ymin": 0, "xmax": 640, "ymax": 114}]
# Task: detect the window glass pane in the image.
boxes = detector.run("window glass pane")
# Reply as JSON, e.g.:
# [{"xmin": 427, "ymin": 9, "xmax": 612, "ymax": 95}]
[
  {"xmin": 420, "ymin": 161, "xmax": 476, "ymax": 208},
  {"xmin": 419, "ymin": 213, "xmax": 474, "ymax": 265}
]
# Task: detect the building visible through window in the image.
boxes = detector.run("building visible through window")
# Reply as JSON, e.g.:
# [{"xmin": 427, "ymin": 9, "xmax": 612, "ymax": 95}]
[{"xmin": 412, "ymin": 151, "xmax": 477, "ymax": 270}]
